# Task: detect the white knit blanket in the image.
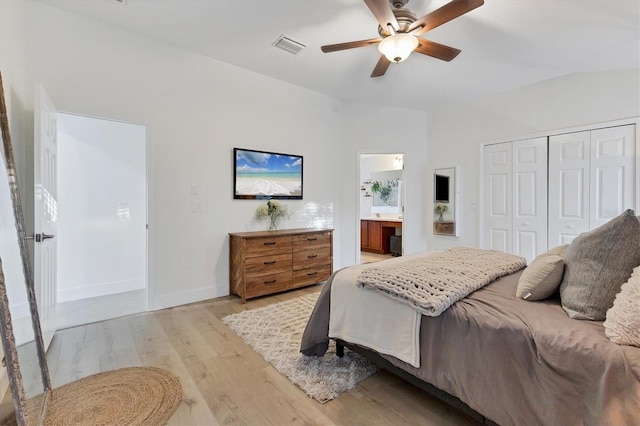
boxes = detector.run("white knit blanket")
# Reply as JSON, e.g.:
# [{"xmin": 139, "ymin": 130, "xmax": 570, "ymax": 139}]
[{"xmin": 356, "ymin": 247, "xmax": 527, "ymax": 316}]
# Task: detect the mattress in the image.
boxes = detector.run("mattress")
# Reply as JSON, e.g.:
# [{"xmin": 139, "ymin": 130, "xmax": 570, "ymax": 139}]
[{"xmin": 301, "ymin": 267, "xmax": 640, "ymax": 425}]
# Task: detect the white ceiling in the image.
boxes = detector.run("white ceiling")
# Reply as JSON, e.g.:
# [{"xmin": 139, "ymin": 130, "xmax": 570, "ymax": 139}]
[{"xmin": 41, "ymin": 0, "xmax": 640, "ymax": 112}]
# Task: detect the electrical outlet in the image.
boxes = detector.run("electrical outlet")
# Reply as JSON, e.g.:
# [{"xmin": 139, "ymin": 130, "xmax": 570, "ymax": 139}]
[
  {"xmin": 191, "ymin": 201, "xmax": 202, "ymax": 212},
  {"xmin": 190, "ymin": 184, "xmax": 199, "ymax": 196}
]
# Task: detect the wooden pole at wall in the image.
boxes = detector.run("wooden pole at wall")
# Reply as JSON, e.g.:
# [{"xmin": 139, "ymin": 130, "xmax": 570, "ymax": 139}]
[{"xmin": 0, "ymin": 71, "xmax": 53, "ymax": 419}]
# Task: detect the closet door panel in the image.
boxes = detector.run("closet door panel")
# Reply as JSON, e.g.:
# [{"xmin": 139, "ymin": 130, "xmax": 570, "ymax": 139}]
[
  {"xmin": 548, "ymin": 131, "xmax": 590, "ymax": 247},
  {"xmin": 559, "ymin": 169, "xmax": 586, "ymax": 218},
  {"xmin": 513, "ymin": 137, "xmax": 547, "ymax": 261},
  {"xmin": 590, "ymin": 125, "xmax": 635, "ymax": 229},
  {"xmin": 490, "ymin": 229, "xmax": 509, "ymax": 253},
  {"xmin": 483, "ymin": 143, "xmax": 512, "ymax": 252}
]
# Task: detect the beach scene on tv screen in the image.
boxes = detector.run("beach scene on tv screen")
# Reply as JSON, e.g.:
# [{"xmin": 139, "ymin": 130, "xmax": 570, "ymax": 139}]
[{"xmin": 236, "ymin": 149, "xmax": 302, "ymax": 197}]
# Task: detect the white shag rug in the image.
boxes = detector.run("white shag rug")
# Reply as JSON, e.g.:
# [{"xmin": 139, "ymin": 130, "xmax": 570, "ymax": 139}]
[{"xmin": 222, "ymin": 293, "xmax": 378, "ymax": 403}]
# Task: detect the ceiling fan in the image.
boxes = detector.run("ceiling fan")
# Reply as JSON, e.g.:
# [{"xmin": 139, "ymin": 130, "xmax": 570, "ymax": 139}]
[{"xmin": 321, "ymin": 0, "xmax": 484, "ymax": 77}]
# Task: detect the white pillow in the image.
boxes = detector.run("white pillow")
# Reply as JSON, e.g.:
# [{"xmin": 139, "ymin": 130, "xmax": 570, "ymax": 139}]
[
  {"xmin": 516, "ymin": 254, "xmax": 565, "ymax": 301},
  {"xmin": 603, "ymin": 265, "xmax": 640, "ymax": 347}
]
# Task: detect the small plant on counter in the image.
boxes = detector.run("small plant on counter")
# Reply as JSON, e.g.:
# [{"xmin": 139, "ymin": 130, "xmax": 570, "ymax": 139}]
[{"xmin": 256, "ymin": 200, "xmax": 289, "ymax": 230}]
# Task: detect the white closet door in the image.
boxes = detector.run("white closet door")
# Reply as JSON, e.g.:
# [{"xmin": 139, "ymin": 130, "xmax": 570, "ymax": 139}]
[
  {"xmin": 548, "ymin": 131, "xmax": 591, "ymax": 246},
  {"xmin": 590, "ymin": 125, "xmax": 636, "ymax": 229},
  {"xmin": 512, "ymin": 137, "xmax": 548, "ymax": 262},
  {"xmin": 483, "ymin": 143, "xmax": 512, "ymax": 253}
]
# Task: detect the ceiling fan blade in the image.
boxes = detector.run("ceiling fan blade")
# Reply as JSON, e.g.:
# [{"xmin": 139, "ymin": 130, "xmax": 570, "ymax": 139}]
[
  {"xmin": 370, "ymin": 55, "xmax": 391, "ymax": 78},
  {"xmin": 414, "ymin": 39, "xmax": 461, "ymax": 62},
  {"xmin": 363, "ymin": 0, "xmax": 399, "ymax": 32},
  {"xmin": 321, "ymin": 38, "xmax": 383, "ymax": 53},
  {"xmin": 408, "ymin": 0, "xmax": 484, "ymax": 36}
]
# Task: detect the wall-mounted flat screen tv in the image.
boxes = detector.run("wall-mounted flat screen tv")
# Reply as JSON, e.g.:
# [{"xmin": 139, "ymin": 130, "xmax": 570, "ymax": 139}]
[
  {"xmin": 234, "ymin": 148, "xmax": 303, "ymax": 200},
  {"xmin": 434, "ymin": 174, "xmax": 450, "ymax": 203}
]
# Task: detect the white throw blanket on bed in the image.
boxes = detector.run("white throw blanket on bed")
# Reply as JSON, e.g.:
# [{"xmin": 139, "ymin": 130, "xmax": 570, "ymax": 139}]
[
  {"xmin": 357, "ymin": 247, "xmax": 527, "ymax": 316},
  {"xmin": 329, "ymin": 253, "xmax": 430, "ymax": 368},
  {"xmin": 330, "ymin": 249, "xmax": 526, "ymax": 367}
]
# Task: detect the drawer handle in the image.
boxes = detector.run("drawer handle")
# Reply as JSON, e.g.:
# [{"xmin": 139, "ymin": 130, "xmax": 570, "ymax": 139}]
[
  {"xmin": 307, "ymin": 271, "xmax": 318, "ymax": 276},
  {"xmin": 264, "ymin": 279, "xmax": 277, "ymax": 284},
  {"xmin": 307, "ymin": 237, "xmax": 318, "ymax": 241},
  {"xmin": 263, "ymin": 260, "xmax": 276, "ymax": 265},
  {"xmin": 263, "ymin": 241, "xmax": 277, "ymax": 246},
  {"xmin": 307, "ymin": 254, "xmax": 318, "ymax": 259}
]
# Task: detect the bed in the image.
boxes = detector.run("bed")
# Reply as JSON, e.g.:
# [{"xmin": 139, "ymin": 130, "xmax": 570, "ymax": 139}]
[{"xmin": 300, "ymin": 234, "xmax": 640, "ymax": 425}]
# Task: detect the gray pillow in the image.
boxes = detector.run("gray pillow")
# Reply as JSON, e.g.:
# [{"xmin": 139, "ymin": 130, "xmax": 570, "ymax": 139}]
[{"xmin": 559, "ymin": 209, "xmax": 640, "ymax": 320}]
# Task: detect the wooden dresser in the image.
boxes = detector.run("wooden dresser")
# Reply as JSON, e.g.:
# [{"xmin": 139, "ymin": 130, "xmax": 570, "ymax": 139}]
[{"xmin": 229, "ymin": 228, "xmax": 333, "ymax": 303}]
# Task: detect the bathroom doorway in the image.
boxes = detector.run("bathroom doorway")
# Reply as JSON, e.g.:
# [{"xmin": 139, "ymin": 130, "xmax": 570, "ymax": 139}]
[
  {"xmin": 56, "ymin": 113, "xmax": 148, "ymax": 329},
  {"xmin": 358, "ymin": 153, "xmax": 405, "ymax": 264}
]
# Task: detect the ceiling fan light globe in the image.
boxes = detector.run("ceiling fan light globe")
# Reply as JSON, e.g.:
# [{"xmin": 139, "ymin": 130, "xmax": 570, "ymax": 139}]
[{"xmin": 378, "ymin": 33, "xmax": 418, "ymax": 63}]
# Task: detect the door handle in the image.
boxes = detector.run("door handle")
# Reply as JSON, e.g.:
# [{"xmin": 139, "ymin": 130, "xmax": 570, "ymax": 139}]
[{"xmin": 35, "ymin": 233, "xmax": 55, "ymax": 243}]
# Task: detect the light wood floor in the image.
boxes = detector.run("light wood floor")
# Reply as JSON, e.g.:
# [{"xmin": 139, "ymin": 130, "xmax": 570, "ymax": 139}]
[
  {"xmin": 46, "ymin": 285, "xmax": 481, "ymax": 425},
  {"xmin": 360, "ymin": 251, "xmax": 395, "ymax": 264}
]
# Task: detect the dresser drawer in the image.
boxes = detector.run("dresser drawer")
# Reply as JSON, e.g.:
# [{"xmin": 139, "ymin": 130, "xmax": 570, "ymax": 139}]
[
  {"xmin": 245, "ymin": 252, "xmax": 292, "ymax": 275},
  {"xmin": 292, "ymin": 247, "xmax": 331, "ymax": 271},
  {"xmin": 246, "ymin": 271, "xmax": 292, "ymax": 297},
  {"xmin": 292, "ymin": 232, "xmax": 331, "ymax": 250},
  {"xmin": 245, "ymin": 236, "xmax": 292, "ymax": 257},
  {"xmin": 292, "ymin": 265, "xmax": 332, "ymax": 288}
]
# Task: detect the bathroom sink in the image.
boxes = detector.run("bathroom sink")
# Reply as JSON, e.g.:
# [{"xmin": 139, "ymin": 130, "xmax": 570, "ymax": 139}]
[{"xmin": 361, "ymin": 216, "xmax": 403, "ymax": 222}]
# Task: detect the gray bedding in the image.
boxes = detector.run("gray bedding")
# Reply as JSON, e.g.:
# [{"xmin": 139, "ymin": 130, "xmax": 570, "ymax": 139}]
[{"xmin": 300, "ymin": 269, "xmax": 640, "ymax": 425}]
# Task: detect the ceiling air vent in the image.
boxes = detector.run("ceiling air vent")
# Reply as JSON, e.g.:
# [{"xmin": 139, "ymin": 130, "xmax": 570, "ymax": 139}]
[{"xmin": 272, "ymin": 35, "xmax": 306, "ymax": 55}]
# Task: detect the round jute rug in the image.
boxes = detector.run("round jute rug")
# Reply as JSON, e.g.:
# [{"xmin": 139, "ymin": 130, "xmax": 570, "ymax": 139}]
[{"xmin": 3, "ymin": 367, "xmax": 182, "ymax": 425}]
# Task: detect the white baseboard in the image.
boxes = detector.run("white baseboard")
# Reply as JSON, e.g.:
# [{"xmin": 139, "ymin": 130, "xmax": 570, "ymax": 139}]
[
  {"xmin": 57, "ymin": 278, "xmax": 145, "ymax": 303},
  {"xmin": 152, "ymin": 283, "xmax": 227, "ymax": 311}
]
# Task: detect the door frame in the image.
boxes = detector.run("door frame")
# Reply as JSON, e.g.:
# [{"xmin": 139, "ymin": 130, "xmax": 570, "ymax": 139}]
[
  {"xmin": 55, "ymin": 111, "xmax": 150, "ymax": 312},
  {"xmin": 356, "ymin": 150, "xmax": 406, "ymax": 264}
]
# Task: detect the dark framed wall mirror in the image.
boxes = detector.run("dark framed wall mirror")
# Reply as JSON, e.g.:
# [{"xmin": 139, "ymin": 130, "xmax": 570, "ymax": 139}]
[
  {"xmin": 0, "ymin": 71, "xmax": 51, "ymax": 425},
  {"xmin": 433, "ymin": 167, "xmax": 457, "ymax": 236}
]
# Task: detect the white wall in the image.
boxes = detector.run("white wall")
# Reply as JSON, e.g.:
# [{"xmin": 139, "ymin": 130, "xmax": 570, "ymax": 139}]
[
  {"xmin": 0, "ymin": 1, "xmax": 343, "ymax": 310},
  {"xmin": 57, "ymin": 113, "xmax": 147, "ymax": 302},
  {"xmin": 8, "ymin": 1, "xmax": 632, "ymax": 311},
  {"xmin": 427, "ymin": 68, "xmax": 640, "ymax": 250},
  {"xmin": 340, "ymin": 103, "xmax": 429, "ymax": 266}
]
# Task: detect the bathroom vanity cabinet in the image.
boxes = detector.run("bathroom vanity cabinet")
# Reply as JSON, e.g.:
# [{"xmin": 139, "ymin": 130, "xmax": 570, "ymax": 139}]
[{"xmin": 360, "ymin": 219, "xmax": 400, "ymax": 254}]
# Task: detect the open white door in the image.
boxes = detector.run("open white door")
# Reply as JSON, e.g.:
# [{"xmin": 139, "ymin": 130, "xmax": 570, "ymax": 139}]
[{"xmin": 34, "ymin": 85, "xmax": 57, "ymax": 349}]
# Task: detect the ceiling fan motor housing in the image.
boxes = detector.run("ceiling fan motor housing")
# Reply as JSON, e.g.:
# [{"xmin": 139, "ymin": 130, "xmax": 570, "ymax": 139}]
[
  {"xmin": 391, "ymin": 0, "xmax": 409, "ymax": 8},
  {"xmin": 378, "ymin": 6, "xmax": 417, "ymax": 37}
]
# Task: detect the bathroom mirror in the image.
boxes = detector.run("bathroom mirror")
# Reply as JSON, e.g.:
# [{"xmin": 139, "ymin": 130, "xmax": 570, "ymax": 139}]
[
  {"xmin": 0, "ymin": 71, "xmax": 51, "ymax": 425},
  {"xmin": 370, "ymin": 169, "xmax": 402, "ymax": 215},
  {"xmin": 433, "ymin": 167, "xmax": 457, "ymax": 236}
]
